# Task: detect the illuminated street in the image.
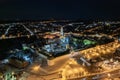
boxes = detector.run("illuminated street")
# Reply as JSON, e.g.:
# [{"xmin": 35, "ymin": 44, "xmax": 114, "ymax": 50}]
[
  {"xmin": 0, "ymin": 20, "xmax": 120, "ymax": 80},
  {"xmin": 25, "ymin": 39, "xmax": 120, "ymax": 80},
  {"xmin": 0, "ymin": 0, "xmax": 120, "ymax": 79}
]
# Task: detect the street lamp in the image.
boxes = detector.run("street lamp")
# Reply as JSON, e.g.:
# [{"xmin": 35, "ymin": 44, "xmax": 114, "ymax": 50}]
[
  {"xmin": 32, "ymin": 65, "xmax": 40, "ymax": 72},
  {"xmin": 107, "ymin": 73, "xmax": 111, "ymax": 77}
]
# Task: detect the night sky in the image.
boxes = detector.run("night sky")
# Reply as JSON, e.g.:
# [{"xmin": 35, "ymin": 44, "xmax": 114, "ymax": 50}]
[{"xmin": 0, "ymin": 0, "xmax": 120, "ymax": 20}]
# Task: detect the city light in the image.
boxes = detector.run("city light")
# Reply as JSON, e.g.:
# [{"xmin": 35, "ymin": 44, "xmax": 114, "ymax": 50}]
[
  {"xmin": 0, "ymin": 20, "xmax": 120, "ymax": 80},
  {"xmin": 32, "ymin": 65, "xmax": 40, "ymax": 72}
]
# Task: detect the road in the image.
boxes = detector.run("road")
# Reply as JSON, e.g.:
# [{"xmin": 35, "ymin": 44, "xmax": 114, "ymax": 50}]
[
  {"xmin": 4, "ymin": 25, "xmax": 12, "ymax": 35},
  {"xmin": 26, "ymin": 54, "xmax": 71, "ymax": 80},
  {"xmin": 26, "ymin": 54, "xmax": 70, "ymax": 76},
  {"xmin": 22, "ymin": 24, "xmax": 34, "ymax": 35},
  {"xmin": 67, "ymin": 68, "xmax": 120, "ymax": 80}
]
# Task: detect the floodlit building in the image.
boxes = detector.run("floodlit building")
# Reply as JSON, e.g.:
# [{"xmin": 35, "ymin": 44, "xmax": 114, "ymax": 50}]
[{"xmin": 60, "ymin": 26, "xmax": 64, "ymax": 36}]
